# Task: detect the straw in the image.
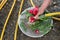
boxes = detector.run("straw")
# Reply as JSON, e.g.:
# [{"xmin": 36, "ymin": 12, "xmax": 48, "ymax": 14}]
[
  {"xmin": 0, "ymin": 0, "xmax": 16, "ymax": 40},
  {"xmin": 0, "ymin": 0, "xmax": 7, "ymax": 10},
  {"xmin": 14, "ymin": 0, "xmax": 24, "ymax": 40}
]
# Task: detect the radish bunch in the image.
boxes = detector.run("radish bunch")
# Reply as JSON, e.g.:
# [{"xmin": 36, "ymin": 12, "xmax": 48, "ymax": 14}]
[{"xmin": 28, "ymin": 6, "xmax": 39, "ymax": 23}]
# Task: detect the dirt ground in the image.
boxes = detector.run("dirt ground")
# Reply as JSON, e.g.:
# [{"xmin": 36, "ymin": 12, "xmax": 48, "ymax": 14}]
[{"xmin": 0, "ymin": 0, "xmax": 60, "ymax": 40}]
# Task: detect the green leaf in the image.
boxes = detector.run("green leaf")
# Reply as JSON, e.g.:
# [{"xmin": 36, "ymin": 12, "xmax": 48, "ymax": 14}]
[
  {"xmin": 38, "ymin": 19, "xmax": 52, "ymax": 31},
  {"xmin": 29, "ymin": 18, "xmax": 52, "ymax": 32},
  {"xmin": 39, "ymin": 15, "xmax": 52, "ymax": 20},
  {"xmin": 30, "ymin": 21, "xmax": 42, "ymax": 31},
  {"xmin": 25, "ymin": 11, "xmax": 33, "ymax": 18},
  {"xmin": 20, "ymin": 22, "xmax": 27, "ymax": 32},
  {"xmin": 20, "ymin": 11, "xmax": 53, "ymax": 33},
  {"xmin": 39, "ymin": 11, "xmax": 52, "ymax": 20}
]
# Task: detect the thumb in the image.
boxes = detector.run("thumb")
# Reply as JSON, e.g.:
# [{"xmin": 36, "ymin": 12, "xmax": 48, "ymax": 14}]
[{"xmin": 34, "ymin": 15, "xmax": 39, "ymax": 19}]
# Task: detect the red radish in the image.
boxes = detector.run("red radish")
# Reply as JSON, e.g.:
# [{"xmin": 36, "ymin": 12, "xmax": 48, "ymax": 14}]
[
  {"xmin": 33, "ymin": 8, "xmax": 38, "ymax": 15},
  {"xmin": 28, "ymin": 6, "xmax": 39, "ymax": 15},
  {"xmin": 29, "ymin": 16, "xmax": 35, "ymax": 23},
  {"xmin": 28, "ymin": 9, "xmax": 33, "ymax": 14},
  {"xmin": 35, "ymin": 29, "xmax": 39, "ymax": 34},
  {"xmin": 33, "ymin": 6, "xmax": 39, "ymax": 15}
]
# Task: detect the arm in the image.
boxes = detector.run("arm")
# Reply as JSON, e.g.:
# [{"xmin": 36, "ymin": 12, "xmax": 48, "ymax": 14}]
[{"xmin": 34, "ymin": 0, "xmax": 51, "ymax": 19}]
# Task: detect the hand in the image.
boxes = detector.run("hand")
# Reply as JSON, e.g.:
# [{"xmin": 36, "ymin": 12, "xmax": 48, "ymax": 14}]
[
  {"xmin": 34, "ymin": 8, "xmax": 45, "ymax": 19},
  {"xmin": 34, "ymin": 0, "xmax": 51, "ymax": 19}
]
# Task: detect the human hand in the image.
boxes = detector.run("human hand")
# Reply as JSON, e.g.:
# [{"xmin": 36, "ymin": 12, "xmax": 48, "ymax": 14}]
[{"xmin": 34, "ymin": 0, "xmax": 51, "ymax": 19}]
